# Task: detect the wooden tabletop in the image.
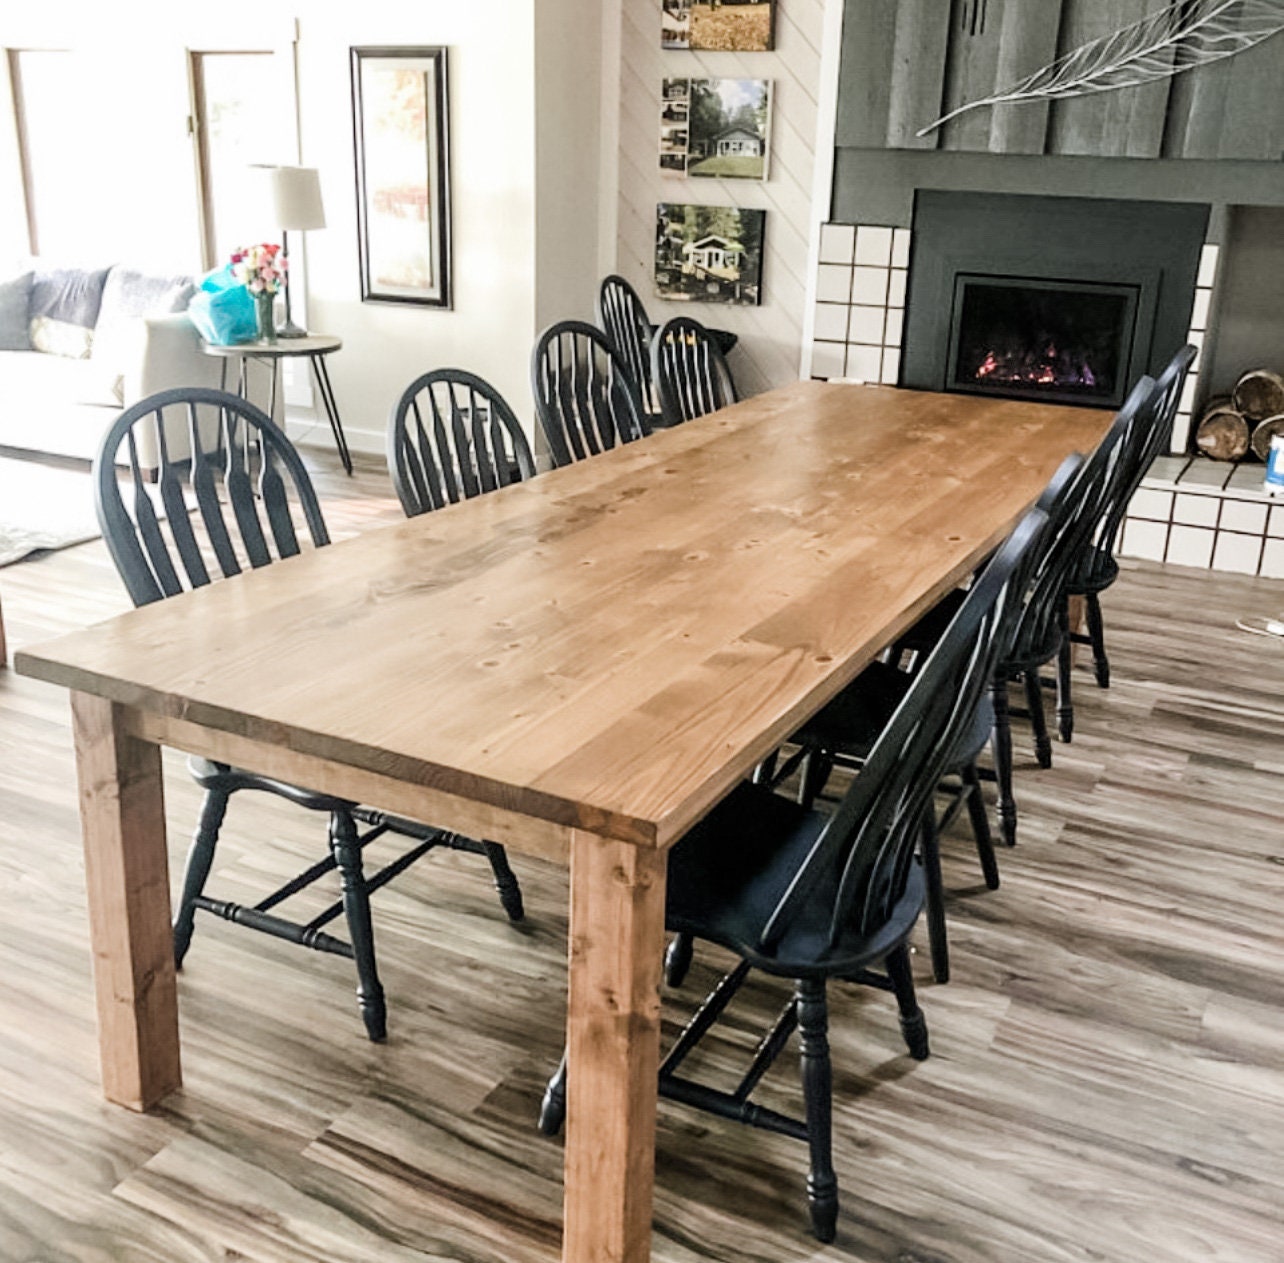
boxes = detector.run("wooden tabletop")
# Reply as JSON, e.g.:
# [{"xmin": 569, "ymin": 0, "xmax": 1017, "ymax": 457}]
[{"xmin": 16, "ymin": 382, "xmax": 1110, "ymax": 851}]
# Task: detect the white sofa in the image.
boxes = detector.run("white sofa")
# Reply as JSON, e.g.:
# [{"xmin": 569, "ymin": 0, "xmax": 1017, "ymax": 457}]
[{"xmin": 0, "ymin": 264, "xmax": 221, "ymax": 473}]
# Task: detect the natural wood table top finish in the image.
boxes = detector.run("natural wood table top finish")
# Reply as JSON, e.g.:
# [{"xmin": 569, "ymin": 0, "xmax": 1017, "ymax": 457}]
[
  {"xmin": 17, "ymin": 382, "xmax": 1110, "ymax": 853},
  {"xmin": 15, "ymin": 380, "xmax": 1111, "ymax": 1263}
]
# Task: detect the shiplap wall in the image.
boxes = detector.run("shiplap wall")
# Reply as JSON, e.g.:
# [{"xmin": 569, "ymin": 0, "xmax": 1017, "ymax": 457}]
[{"xmin": 614, "ymin": 0, "xmax": 826, "ymax": 396}]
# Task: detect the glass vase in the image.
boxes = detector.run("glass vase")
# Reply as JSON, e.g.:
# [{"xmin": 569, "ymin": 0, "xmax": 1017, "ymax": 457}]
[{"xmin": 254, "ymin": 291, "xmax": 277, "ymax": 343}]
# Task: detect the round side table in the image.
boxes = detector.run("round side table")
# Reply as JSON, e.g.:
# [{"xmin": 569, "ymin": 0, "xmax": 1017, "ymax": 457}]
[{"xmin": 202, "ymin": 334, "xmax": 353, "ymax": 475}]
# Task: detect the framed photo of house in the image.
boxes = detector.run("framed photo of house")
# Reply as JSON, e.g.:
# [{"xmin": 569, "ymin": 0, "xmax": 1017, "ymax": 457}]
[
  {"xmin": 655, "ymin": 203, "xmax": 765, "ymax": 306},
  {"xmin": 662, "ymin": 0, "xmax": 777, "ymax": 52},
  {"xmin": 660, "ymin": 78, "xmax": 772, "ymax": 180},
  {"xmin": 350, "ymin": 46, "xmax": 452, "ymax": 309}
]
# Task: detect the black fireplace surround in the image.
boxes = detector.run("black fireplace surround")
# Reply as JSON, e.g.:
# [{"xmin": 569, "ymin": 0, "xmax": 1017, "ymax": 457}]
[{"xmin": 901, "ymin": 192, "xmax": 1209, "ymax": 407}]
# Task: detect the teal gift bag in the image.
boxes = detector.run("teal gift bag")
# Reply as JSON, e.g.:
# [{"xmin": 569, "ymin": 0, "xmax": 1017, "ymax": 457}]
[{"xmin": 187, "ymin": 265, "xmax": 258, "ymax": 345}]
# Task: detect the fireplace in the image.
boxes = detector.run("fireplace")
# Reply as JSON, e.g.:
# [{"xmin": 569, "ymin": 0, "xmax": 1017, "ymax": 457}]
[
  {"xmin": 947, "ymin": 275, "xmax": 1140, "ymax": 408},
  {"xmin": 901, "ymin": 192, "xmax": 1208, "ymax": 410}
]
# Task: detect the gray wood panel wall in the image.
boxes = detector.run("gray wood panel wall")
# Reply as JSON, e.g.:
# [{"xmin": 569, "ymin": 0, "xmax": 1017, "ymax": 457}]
[{"xmin": 836, "ymin": 0, "xmax": 1284, "ymax": 161}]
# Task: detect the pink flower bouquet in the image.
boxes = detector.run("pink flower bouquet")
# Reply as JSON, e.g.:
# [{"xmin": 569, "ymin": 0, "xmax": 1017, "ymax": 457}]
[{"xmin": 231, "ymin": 243, "xmax": 287, "ymax": 295}]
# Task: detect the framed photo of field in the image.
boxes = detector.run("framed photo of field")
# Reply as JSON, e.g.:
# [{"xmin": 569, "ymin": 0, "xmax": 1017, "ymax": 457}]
[
  {"xmin": 660, "ymin": 78, "xmax": 772, "ymax": 180},
  {"xmin": 655, "ymin": 203, "xmax": 765, "ymax": 306},
  {"xmin": 662, "ymin": 0, "xmax": 777, "ymax": 52},
  {"xmin": 351, "ymin": 46, "xmax": 452, "ymax": 308}
]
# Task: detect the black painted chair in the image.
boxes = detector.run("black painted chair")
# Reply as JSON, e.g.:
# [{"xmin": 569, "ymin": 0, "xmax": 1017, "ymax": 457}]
[
  {"xmin": 786, "ymin": 483, "xmax": 1067, "ymax": 983},
  {"xmin": 388, "ymin": 368, "xmax": 535, "ymax": 517},
  {"xmin": 530, "ymin": 320, "xmax": 650, "ymax": 467},
  {"xmin": 984, "ymin": 394, "xmax": 1137, "ymax": 847},
  {"xmin": 651, "ymin": 315, "xmax": 738, "ymax": 427},
  {"xmin": 95, "ymin": 386, "xmax": 524, "ymax": 1043},
  {"xmin": 1063, "ymin": 346, "xmax": 1196, "ymax": 690},
  {"xmin": 598, "ymin": 274, "xmax": 661, "ymax": 428},
  {"xmin": 537, "ymin": 510, "xmax": 1044, "ymax": 1242}
]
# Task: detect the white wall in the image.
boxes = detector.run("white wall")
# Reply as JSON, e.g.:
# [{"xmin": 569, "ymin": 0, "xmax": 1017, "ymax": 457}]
[
  {"xmin": 294, "ymin": 1, "xmax": 540, "ymax": 452},
  {"xmin": 611, "ymin": 0, "xmax": 828, "ymax": 396}
]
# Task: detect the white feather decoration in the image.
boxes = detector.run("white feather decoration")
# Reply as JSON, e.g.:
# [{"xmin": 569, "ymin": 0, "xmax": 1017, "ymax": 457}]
[{"xmin": 917, "ymin": 0, "xmax": 1284, "ymax": 138}]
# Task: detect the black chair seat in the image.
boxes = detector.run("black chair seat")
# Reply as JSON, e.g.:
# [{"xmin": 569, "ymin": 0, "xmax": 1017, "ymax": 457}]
[
  {"xmin": 1067, "ymin": 548, "xmax": 1118, "ymax": 596},
  {"xmin": 666, "ymin": 783, "xmax": 926, "ymax": 980},
  {"xmin": 188, "ymin": 757, "xmax": 356, "ymax": 814}
]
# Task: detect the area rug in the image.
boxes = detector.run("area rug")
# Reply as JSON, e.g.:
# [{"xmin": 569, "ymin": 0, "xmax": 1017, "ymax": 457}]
[{"xmin": 0, "ymin": 456, "xmax": 101, "ymax": 567}]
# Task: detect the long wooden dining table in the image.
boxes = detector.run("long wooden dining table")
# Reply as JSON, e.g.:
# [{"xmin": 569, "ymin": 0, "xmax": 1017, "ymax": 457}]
[{"xmin": 15, "ymin": 380, "xmax": 1111, "ymax": 1262}]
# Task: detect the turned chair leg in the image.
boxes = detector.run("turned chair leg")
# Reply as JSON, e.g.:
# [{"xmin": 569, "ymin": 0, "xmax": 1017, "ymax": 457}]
[
  {"xmin": 919, "ymin": 813, "xmax": 949, "ymax": 984},
  {"xmin": 1055, "ymin": 602, "xmax": 1074, "ymax": 744},
  {"xmin": 538, "ymin": 1050, "xmax": 568, "ymax": 1135},
  {"xmin": 885, "ymin": 942, "xmax": 930, "ymax": 1061},
  {"xmin": 1087, "ymin": 591, "xmax": 1110, "ymax": 688},
  {"xmin": 665, "ymin": 931, "xmax": 695, "ymax": 987},
  {"xmin": 961, "ymin": 761, "xmax": 1000, "ymax": 891},
  {"xmin": 330, "ymin": 811, "xmax": 387, "ymax": 1042},
  {"xmin": 173, "ymin": 787, "xmax": 230, "ymax": 968},
  {"xmin": 482, "ymin": 841, "xmax": 524, "ymax": 921},
  {"xmin": 1024, "ymin": 670, "xmax": 1053, "ymax": 770},
  {"xmin": 795, "ymin": 978, "xmax": 838, "ymax": 1244},
  {"xmin": 991, "ymin": 679, "xmax": 1018, "ymax": 848}
]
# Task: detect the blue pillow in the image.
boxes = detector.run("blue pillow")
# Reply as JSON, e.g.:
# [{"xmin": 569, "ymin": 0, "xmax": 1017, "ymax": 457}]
[{"xmin": 0, "ymin": 272, "xmax": 32, "ymax": 351}]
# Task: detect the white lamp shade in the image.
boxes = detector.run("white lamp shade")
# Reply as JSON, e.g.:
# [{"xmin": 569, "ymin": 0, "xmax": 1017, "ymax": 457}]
[{"xmin": 264, "ymin": 166, "xmax": 326, "ymax": 232}]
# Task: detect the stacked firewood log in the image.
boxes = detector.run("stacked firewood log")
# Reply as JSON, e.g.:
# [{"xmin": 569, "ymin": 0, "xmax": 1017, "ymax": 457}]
[{"xmin": 1195, "ymin": 369, "xmax": 1284, "ymax": 461}]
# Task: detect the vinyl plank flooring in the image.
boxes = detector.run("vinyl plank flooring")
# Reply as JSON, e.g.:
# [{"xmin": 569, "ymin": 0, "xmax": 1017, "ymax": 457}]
[{"xmin": 1, "ymin": 450, "xmax": 1282, "ymax": 1261}]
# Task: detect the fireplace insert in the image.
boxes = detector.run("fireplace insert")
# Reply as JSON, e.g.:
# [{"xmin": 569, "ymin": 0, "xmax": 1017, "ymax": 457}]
[{"xmin": 946, "ymin": 275, "xmax": 1140, "ymax": 408}]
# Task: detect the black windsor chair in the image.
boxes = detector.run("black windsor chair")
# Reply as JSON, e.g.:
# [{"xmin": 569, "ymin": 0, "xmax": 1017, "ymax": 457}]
[
  {"xmin": 537, "ymin": 509, "xmax": 1045, "ymax": 1243},
  {"xmin": 651, "ymin": 315, "xmax": 739, "ymax": 427},
  {"xmin": 1062, "ymin": 345, "xmax": 1196, "ymax": 691},
  {"xmin": 597, "ymin": 274, "xmax": 661, "ymax": 429},
  {"xmin": 388, "ymin": 368, "xmax": 535, "ymax": 517},
  {"xmin": 985, "ymin": 389, "xmax": 1139, "ymax": 845},
  {"xmin": 784, "ymin": 474, "xmax": 1074, "ymax": 984},
  {"xmin": 95, "ymin": 386, "xmax": 523, "ymax": 1044},
  {"xmin": 530, "ymin": 320, "xmax": 650, "ymax": 467}
]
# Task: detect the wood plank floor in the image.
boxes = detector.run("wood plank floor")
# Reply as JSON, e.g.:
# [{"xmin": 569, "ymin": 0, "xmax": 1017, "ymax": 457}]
[{"xmin": 1, "ymin": 451, "xmax": 1282, "ymax": 1263}]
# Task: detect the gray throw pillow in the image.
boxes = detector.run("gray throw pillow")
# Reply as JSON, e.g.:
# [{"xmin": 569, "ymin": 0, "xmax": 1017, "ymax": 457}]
[
  {"xmin": 0, "ymin": 272, "xmax": 32, "ymax": 351},
  {"xmin": 29, "ymin": 266, "xmax": 111, "ymax": 358}
]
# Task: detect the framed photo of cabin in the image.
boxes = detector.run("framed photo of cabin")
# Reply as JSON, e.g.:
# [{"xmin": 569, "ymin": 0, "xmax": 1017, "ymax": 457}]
[
  {"xmin": 655, "ymin": 203, "xmax": 765, "ymax": 306},
  {"xmin": 662, "ymin": 0, "xmax": 776, "ymax": 52},
  {"xmin": 351, "ymin": 46, "xmax": 452, "ymax": 308},
  {"xmin": 660, "ymin": 78, "xmax": 772, "ymax": 180}
]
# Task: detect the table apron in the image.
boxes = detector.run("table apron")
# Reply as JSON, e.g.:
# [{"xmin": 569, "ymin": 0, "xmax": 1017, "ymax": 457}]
[{"xmin": 125, "ymin": 710, "xmax": 572, "ymax": 866}]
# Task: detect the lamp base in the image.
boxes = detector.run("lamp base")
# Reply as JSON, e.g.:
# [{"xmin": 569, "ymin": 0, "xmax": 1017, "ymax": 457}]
[{"xmin": 276, "ymin": 319, "xmax": 309, "ymax": 339}]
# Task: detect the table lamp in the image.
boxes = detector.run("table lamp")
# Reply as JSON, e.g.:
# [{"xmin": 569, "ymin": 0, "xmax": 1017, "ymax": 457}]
[{"xmin": 262, "ymin": 165, "xmax": 326, "ymax": 339}]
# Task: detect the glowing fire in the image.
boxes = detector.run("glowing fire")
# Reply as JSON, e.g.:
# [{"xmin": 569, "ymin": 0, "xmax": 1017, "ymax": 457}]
[{"xmin": 972, "ymin": 340, "xmax": 1098, "ymax": 390}]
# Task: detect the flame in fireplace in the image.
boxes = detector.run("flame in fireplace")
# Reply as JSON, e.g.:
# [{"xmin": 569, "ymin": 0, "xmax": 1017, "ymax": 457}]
[{"xmin": 972, "ymin": 339, "xmax": 1098, "ymax": 390}]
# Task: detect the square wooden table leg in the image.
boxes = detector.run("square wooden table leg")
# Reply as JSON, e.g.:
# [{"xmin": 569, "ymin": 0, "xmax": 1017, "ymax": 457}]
[
  {"xmin": 71, "ymin": 692, "xmax": 181, "ymax": 1111},
  {"xmin": 563, "ymin": 831, "xmax": 667, "ymax": 1263}
]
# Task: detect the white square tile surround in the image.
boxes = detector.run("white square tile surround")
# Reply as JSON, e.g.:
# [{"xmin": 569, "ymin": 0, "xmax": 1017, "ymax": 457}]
[
  {"xmin": 811, "ymin": 223, "xmax": 908, "ymax": 386},
  {"xmin": 1120, "ymin": 455, "xmax": 1284, "ymax": 578}
]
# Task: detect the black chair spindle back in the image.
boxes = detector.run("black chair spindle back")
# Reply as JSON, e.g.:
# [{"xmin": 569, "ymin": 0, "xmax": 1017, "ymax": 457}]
[
  {"xmin": 598, "ymin": 275, "xmax": 656, "ymax": 419},
  {"xmin": 1006, "ymin": 419, "xmax": 1129, "ymax": 670},
  {"xmin": 651, "ymin": 316, "xmax": 738, "ymax": 427},
  {"xmin": 531, "ymin": 320, "xmax": 650, "ymax": 468},
  {"xmin": 95, "ymin": 386, "xmax": 329, "ymax": 609},
  {"xmin": 759, "ymin": 509, "xmax": 1046, "ymax": 959},
  {"xmin": 389, "ymin": 369, "xmax": 535, "ymax": 517}
]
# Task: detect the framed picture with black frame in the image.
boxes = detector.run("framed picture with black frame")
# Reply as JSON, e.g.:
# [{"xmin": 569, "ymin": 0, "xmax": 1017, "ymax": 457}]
[{"xmin": 350, "ymin": 46, "xmax": 452, "ymax": 309}]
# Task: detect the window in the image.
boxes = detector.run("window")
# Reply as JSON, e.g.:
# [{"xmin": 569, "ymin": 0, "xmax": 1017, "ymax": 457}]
[
  {"xmin": 190, "ymin": 50, "xmax": 293, "ymax": 269},
  {"xmin": 8, "ymin": 49, "xmax": 93, "ymax": 257}
]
